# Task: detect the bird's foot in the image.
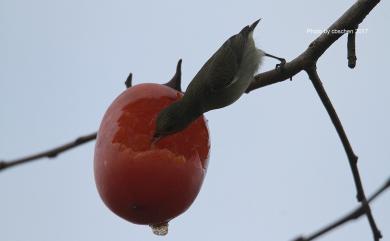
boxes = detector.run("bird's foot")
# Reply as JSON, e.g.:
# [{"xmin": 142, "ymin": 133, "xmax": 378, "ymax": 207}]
[
  {"xmin": 275, "ymin": 58, "xmax": 286, "ymax": 72},
  {"xmin": 264, "ymin": 52, "xmax": 286, "ymax": 73}
]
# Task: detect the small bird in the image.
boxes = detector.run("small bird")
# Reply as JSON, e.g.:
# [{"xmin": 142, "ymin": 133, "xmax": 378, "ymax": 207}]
[{"xmin": 154, "ymin": 19, "xmax": 283, "ymax": 140}]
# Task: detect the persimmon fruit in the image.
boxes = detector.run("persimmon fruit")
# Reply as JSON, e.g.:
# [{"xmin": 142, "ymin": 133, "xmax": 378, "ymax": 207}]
[{"xmin": 94, "ymin": 83, "xmax": 210, "ymax": 235}]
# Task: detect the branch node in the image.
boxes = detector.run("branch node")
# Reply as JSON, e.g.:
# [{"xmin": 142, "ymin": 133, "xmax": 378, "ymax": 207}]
[
  {"xmin": 292, "ymin": 236, "xmax": 306, "ymax": 241},
  {"xmin": 75, "ymin": 136, "xmax": 85, "ymax": 144},
  {"xmin": 296, "ymin": 177, "xmax": 389, "ymax": 241},
  {"xmin": 47, "ymin": 152, "xmax": 58, "ymax": 158},
  {"xmin": 0, "ymin": 132, "xmax": 97, "ymax": 172}
]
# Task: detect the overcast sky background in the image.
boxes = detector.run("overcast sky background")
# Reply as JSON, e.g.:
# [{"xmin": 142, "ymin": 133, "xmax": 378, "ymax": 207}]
[{"xmin": 1, "ymin": 0, "xmax": 389, "ymax": 241}]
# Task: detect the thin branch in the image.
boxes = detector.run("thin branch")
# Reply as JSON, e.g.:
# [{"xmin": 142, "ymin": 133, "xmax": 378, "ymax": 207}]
[
  {"xmin": 305, "ymin": 65, "xmax": 382, "ymax": 241},
  {"xmin": 293, "ymin": 177, "xmax": 390, "ymax": 241},
  {"xmin": 246, "ymin": 0, "xmax": 380, "ymax": 92},
  {"xmin": 347, "ymin": 25, "xmax": 358, "ymax": 68},
  {"xmin": 0, "ymin": 132, "xmax": 97, "ymax": 172}
]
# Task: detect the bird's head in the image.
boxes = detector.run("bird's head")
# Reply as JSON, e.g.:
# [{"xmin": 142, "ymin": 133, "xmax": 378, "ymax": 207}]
[{"xmin": 153, "ymin": 101, "xmax": 192, "ymax": 141}]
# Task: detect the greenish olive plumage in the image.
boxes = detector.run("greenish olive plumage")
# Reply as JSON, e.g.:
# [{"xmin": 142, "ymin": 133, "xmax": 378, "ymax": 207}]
[{"xmin": 154, "ymin": 20, "xmax": 263, "ymax": 139}]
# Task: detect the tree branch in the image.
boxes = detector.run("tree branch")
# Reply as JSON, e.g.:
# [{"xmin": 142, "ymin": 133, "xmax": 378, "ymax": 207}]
[
  {"xmin": 246, "ymin": 0, "xmax": 380, "ymax": 92},
  {"xmin": 0, "ymin": 132, "xmax": 97, "ymax": 172},
  {"xmin": 305, "ymin": 65, "xmax": 381, "ymax": 240},
  {"xmin": 293, "ymin": 177, "xmax": 390, "ymax": 241},
  {"xmin": 246, "ymin": 0, "xmax": 383, "ymax": 239}
]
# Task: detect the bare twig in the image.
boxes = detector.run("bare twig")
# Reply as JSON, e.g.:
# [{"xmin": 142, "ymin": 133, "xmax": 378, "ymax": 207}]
[
  {"xmin": 348, "ymin": 25, "xmax": 358, "ymax": 68},
  {"xmin": 0, "ymin": 132, "xmax": 97, "ymax": 172},
  {"xmin": 293, "ymin": 177, "xmax": 390, "ymax": 241},
  {"xmin": 305, "ymin": 65, "xmax": 382, "ymax": 240}
]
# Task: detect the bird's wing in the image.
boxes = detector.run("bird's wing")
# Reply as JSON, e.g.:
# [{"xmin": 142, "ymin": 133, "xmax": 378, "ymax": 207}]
[{"xmin": 206, "ymin": 40, "xmax": 243, "ymax": 91}]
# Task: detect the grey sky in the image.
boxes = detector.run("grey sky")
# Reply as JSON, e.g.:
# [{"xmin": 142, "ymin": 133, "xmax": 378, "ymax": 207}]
[{"xmin": 1, "ymin": 0, "xmax": 389, "ymax": 241}]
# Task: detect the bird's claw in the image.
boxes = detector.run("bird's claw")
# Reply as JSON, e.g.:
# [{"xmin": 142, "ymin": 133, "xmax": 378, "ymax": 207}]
[
  {"xmin": 264, "ymin": 52, "xmax": 286, "ymax": 73},
  {"xmin": 275, "ymin": 58, "xmax": 286, "ymax": 72}
]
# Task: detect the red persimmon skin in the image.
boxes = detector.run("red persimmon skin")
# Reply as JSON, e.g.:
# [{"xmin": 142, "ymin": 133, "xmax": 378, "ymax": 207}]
[{"xmin": 94, "ymin": 83, "xmax": 210, "ymax": 225}]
